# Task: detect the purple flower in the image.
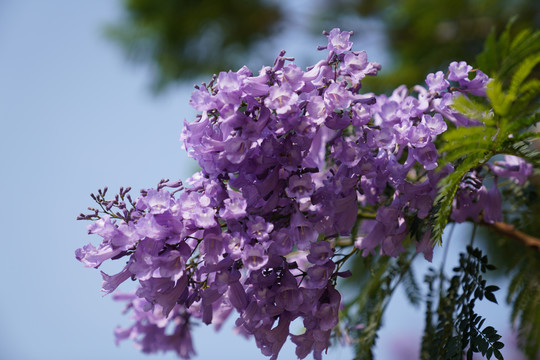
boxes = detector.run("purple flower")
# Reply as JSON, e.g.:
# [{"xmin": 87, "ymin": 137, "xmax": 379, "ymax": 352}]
[
  {"xmin": 422, "ymin": 113, "xmax": 447, "ymax": 136},
  {"xmin": 355, "ymin": 220, "xmax": 384, "ymax": 256},
  {"xmin": 412, "ymin": 143, "xmax": 439, "ymax": 170},
  {"xmin": 264, "ymin": 83, "xmax": 298, "ymax": 115},
  {"xmin": 217, "ymin": 70, "xmax": 242, "ymax": 92},
  {"xmin": 483, "ymin": 180, "xmax": 503, "ymax": 224},
  {"xmin": 324, "ymin": 82, "xmax": 353, "ymax": 110},
  {"xmin": 306, "ymin": 261, "xmax": 335, "ymax": 289},
  {"xmin": 286, "ymin": 173, "xmax": 314, "ymax": 200},
  {"xmin": 326, "ymin": 28, "xmax": 353, "ymax": 55},
  {"xmin": 305, "ymin": 94, "xmax": 327, "ymax": 125},
  {"xmin": 290, "ymin": 211, "xmax": 318, "ymax": 250},
  {"xmin": 223, "ymin": 137, "xmax": 251, "ymax": 165},
  {"xmin": 247, "ymin": 216, "xmax": 274, "ymax": 242},
  {"xmin": 87, "ymin": 214, "xmax": 117, "ymax": 238},
  {"xmin": 265, "ymin": 313, "xmax": 292, "ymax": 360},
  {"xmin": 307, "ymin": 241, "xmax": 333, "ymax": 265},
  {"xmin": 333, "ymin": 139, "xmax": 362, "ymax": 167},
  {"xmin": 227, "ymin": 279, "xmax": 248, "ymax": 311},
  {"xmin": 75, "ymin": 242, "xmax": 123, "ymax": 268},
  {"xmin": 179, "ymin": 192, "xmax": 217, "ymax": 229},
  {"xmin": 111, "ymin": 223, "xmax": 140, "ymax": 249},
  {"xmin": 241, "ymin": 243, "xmax": 269, "ymax": 271},
  {"xmin": 113, "ymin": 295, "xmax": 196, "ymax": 359},
  {"xmin": 275, "ymin": 271, "xmax": 303, "ymax": 311},
  {"xmin": 242, "ymin": 72, "xmax": 270, "ymax": 97},
  {"xmin": 190, "ymin": 87, "xmax": 216, "ymax": 112},
  {"xmin": 351, "ymin": 103, "xmax": 371, "ymax": 126},
  {"xmin": 216, "ymin": 70, "xmax": 243, "ymax": 105},
  {"xmin": 325, "ymin": 112, "xmax": 351, "ymax": 130},
  {"xmin": 279, "ymin": 63, "xmax": 305, "ymax": 91},
  {"xmin": 224, "ymin": 231, "xmax": 247, "ymax": 259},
  {"xmin": 200, "ymin": 231, "xmax": 224, "ymax": 264},
  {"xmin": 340, "ymin": 51, "xmax": 380, "ymax": 83},
  {"xmin": 101, "ymin": 265, "xmax": 132, "ymax": 295},
  {"xmin": 219, "ymin": 189, "xmax": 247, "ymax": 220},
  {"xmin": 374, "ymin": 127, "xmax": 396, "ymax": 149},
  {"xmin": 143, "ymin": 189, "xmax": 172, "ymax": 214},
  {"xmin": 156, "ymin": 275, "xmax": 188, "ymax": 317},
  {"xmin": 77, "ymin": 27, "xmax": 507, "ymax": 360},
  {"xmin": 451, "ymin": 177, "xmax": 486, "ymax": 223},
  {"xmin": 490, "ymin": 155, "xmax": 533, "ymax": 185},
  {"xmin": 416, "ymin": 231, "xmax": 434, "ymax": 262},
  {"xmin": 316, "ymin": 286, "xmax": 341, "ymax": 331},
  {"xmin": 136, "ymin": 214, "xmax": 168, "ymax": 239},
  {"xmin": 426, "ymin": 71, "xmax": 450, "ymax": 92},
  {"xmin": 269, "ymin": 228, "xmax": 294, "ymax": 255},
  {"xmin": 157, "ymin": 250, "xmax": 186, "ymax": 281},
  {"xmin": 408, "ymin": 123, "xmax": 431, "ymax": 148},
  {"xmin": 448, "ymin": 61, "xmax": 473, "ymax": 81},
  {"xmin": 460, "ymin": 70, "xmax": 490, "ymax": 96}
]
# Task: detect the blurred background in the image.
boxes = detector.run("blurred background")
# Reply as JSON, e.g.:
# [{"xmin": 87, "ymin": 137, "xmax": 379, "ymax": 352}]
[{"xmin": 1, "ymin": 0, "xmax": 538, "ymax": 359}]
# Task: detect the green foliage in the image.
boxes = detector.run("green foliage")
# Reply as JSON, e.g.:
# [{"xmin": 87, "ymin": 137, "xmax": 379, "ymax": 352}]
[
  {"xmin": 340, "ymin": 244, "xmax": 505, "ymax": 359},
  {"xmin": 477, "ymin": 22, "xmax": 540, "ymax": 86},
  {"xmin": 340, "ymin": 252, "xmax": 418, "ymax": 360},
  {"xmin": 427, "ymin": 23, "xmax": 540, "ymax": 358},
  {"xmin": 429, "ymin": 23, "xmax": 540, "ymax": 246},
  {"xmin": 339, "ymin": 23, "xmax": 540, "ymax": 359},
  {"xmin": 421, "ymin": 246, "xmax": 504, "ymax": 360},
  {"xmin": 479, "ymin": 209, "xmax": 540, "ymax": 359},
  {"xmin": 507, "ymin": 259, "xmax": 540, "ymax": 358}
]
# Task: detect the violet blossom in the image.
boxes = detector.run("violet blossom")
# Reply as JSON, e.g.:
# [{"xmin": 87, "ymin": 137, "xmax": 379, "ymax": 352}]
[{"xmin": 75, "ymin": 27, "xmax": 530, "ymax": 360}]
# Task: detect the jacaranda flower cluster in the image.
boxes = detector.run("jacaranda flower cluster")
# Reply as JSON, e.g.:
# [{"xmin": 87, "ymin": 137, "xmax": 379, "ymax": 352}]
[{"xmin": 76, "ymin": 29, "xmax": 532, "ymax": 359}]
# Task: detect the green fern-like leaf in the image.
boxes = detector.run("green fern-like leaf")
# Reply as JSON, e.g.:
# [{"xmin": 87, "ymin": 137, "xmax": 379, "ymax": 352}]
[
  {"xmin": 477, "ymin": 22, "xmax": 540, "ymax": 83},
  {"xmin": 501, "ymin": 112, "xmax": 540, "ymax": 137},
  {"xmin": 431, "ymin": 153, "xmax": 491, "ymax": 245},
  {"xmin": 508, "ymin": 53, "xmax": 540, "ymax": 99},
  {"xmin": 441, "ymin": 125, "xmax": 495, "ymax": 144},
  {"xmin": 450, "ymin": 95, "xmax": 494, "ymax": 125},
  {"xmin": 432, "ymin": 22, "xmax": 539, "ymax": 248},
  {"xmin": 440, "ymin": 146, "xmax": 490, "ymax": 165},
  {"xmin": 487, "ymin": 79, "xmax": 512, "ymax": 117},
  {"xmin": 402, "ymin": 265, "xmax": 422, "ymax": 307},
  {"xmin": 507, "ymin": 254, "xmax": 540, "ymax": 358},
  {"xmin": 341, "ymin": 252, "xmax": 419, "ymax": 360}
]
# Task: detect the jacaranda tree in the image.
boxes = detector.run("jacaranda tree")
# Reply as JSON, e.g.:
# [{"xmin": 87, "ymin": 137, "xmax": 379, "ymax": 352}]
[{"xmin": 77, "ymin": 25, "xmax": 540, "ymax": 359}]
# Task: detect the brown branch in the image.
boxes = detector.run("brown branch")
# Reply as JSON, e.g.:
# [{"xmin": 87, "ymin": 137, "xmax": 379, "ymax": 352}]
[{"xmin": 482, "ymin": 221, "xmax": 540, "ymax": 251}]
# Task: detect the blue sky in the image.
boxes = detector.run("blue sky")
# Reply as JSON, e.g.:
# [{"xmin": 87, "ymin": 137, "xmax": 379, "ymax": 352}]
[{"xmin": 0, "ymin": 1, "xmax": 522, "ymax": 360}]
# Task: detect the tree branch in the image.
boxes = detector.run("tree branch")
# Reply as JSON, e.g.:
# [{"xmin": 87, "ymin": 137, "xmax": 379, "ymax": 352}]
[{"xmin": 483, "ymin": 221, "xmax": 540, "ymax": 251}]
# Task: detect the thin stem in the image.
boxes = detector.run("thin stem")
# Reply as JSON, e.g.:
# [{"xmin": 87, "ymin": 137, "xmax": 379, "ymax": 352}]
[
  {"xmin": 335, "ymin": 247, "xmax": 359, "ymax": 272},
  {"xmin": 440, "ymin": 223, "xmax": 456, "ymax": 276},
  {"xmin": 469, "ymin": 223, "xmax": 478, "ymax": 248},
  {"xmin": 439, "ymin": 222, "xmax": 456, "ymax": 297},
  {"xmin": 388, "ymin": 253, "xmax": 418, "ymax": 295}
]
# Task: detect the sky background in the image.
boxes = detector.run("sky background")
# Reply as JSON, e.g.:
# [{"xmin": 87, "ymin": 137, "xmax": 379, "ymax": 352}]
[{"xmin": 0, "ymin": 1, "xmax": 524, "ymax": 359}]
